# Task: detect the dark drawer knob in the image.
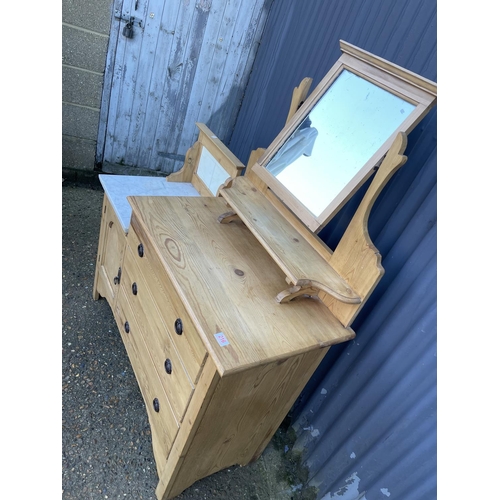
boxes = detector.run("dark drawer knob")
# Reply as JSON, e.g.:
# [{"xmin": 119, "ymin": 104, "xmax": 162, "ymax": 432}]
[
  {"xmin": 174, "ymin": 318, "xmax": 183, "ymax": 335},
  {"xmin": 124, "ymin": 321, "xmax": 130, "ymax": 333},
  {"xmin": 153, "ymin": 398, "xmax": 160, "ymax": 412},
  {"xmin": 164, "ymin": 358, "xmax": 172, "ymax": 374},
  {"xmin": 138, "ymin": 243, "xmax": 144, "ymax": 258},
  {"xmin": 132, "ymin": 282, "xmax": 138, "ymax": 295},
  {"xmin": 114, "ymin": 267, "xmax": 121, "ymax": 285}
]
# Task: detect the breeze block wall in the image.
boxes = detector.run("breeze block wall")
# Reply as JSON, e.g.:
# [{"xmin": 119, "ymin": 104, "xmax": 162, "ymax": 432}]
[{"xmin": 62, "ymin": 0, "xmax": 113, "ymax": 176}]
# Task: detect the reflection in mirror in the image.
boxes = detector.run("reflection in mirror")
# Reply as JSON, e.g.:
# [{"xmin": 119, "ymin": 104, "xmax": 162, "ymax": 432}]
[{"xmin": 265, "ymin": 70, "xmax": 416, "ymax": 216}]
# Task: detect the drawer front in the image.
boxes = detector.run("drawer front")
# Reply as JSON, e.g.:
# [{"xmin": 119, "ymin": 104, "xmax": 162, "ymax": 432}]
[
  {"xmin": 128, "ymin": 221, "xmax": 207, "ymax": 383},
  {"xmin": 122, "ymin": 245, "xmax": 194, "ymax": 422},
  {"xmin": 114, "ymin": 286, "xmax": 179, "ymax": 464}
]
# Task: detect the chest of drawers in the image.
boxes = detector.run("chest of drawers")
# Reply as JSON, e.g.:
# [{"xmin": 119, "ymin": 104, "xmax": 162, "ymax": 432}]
[
  {"xmin": 106, "ymin": 195, "xmax": 354, "ymax": 499},
  {"xmin": 91, "ymin": 41, "xmax": 436, "ymax": 499}
]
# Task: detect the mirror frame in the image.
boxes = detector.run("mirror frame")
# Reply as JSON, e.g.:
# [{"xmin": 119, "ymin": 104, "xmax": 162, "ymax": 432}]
[{"xmin": 251, "ymin": 40, "xmax": 437, "ymax": 232}]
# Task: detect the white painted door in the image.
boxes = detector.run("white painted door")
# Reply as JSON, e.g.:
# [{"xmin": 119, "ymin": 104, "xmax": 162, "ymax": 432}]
[{"xmin": 98, "ymin": 0, "xmax": 270, "ymax": 174}]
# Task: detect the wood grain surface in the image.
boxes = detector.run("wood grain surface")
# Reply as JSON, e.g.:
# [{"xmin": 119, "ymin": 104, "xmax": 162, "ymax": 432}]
[
  {"xmin": 128, "ymin": 196, "xmax": 354, "ymax": 375},
  {"xmin": 220, "ymin": 176, "xmax": 361, "ymax": 303}
]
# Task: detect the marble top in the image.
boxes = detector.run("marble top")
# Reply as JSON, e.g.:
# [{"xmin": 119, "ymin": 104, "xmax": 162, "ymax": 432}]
[{"xmin": 99, "ymin": 174, "xmax": 200, "ymax": 232}]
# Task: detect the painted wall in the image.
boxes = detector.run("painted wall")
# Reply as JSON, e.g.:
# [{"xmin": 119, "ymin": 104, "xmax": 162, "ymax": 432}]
[
  {"xmin": 62, "ymin": 0, "xmax": 114, "ymax": 173},
  {"xmin": 229, "ymin": 1, "xmax": 437, "ymax": 498}
]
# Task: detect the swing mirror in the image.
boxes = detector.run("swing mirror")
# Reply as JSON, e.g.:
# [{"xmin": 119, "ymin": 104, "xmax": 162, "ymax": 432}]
[{"xmin": 252, "ymin": 40, "xmax": 437, "ymax": 232}]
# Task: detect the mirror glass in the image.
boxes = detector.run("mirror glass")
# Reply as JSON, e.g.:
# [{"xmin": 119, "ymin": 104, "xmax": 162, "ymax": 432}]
[{"xmin": 265, "ymin": 70, "xmax": 416, "ymax": 216}]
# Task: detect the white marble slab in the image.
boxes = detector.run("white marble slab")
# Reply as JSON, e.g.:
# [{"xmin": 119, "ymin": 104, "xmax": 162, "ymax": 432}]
[{"xmin": 99, "ymin": 175, "xmax": 200, "ymax": 232}]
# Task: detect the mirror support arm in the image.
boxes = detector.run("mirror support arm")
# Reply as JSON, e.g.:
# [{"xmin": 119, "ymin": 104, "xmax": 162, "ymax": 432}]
[{"xmin": 321, "ymin": 132, "xmax": 409, "ymax": 327}]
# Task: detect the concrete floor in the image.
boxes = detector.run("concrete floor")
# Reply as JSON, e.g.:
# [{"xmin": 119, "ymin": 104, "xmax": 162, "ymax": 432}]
[{"xmin": 62, "ymin": 178, "xmax": 317, "ymax": 500}]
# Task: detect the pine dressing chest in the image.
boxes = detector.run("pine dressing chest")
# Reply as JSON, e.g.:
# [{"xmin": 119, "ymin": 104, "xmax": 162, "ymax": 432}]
[{"xmin": 92, "ymin": 41, "xmax": 437, "ymax": 499}]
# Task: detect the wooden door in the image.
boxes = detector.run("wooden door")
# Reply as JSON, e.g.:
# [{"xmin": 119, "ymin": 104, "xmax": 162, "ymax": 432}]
[{"xmin": 97, "ymin": 0, "xmax": 270, "ymax": 174}]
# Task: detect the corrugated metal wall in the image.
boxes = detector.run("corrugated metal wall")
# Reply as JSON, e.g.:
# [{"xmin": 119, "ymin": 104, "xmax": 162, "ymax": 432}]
[{"xmin": 229, "ymin": 1, "xmax": 437, "ymax": 498}]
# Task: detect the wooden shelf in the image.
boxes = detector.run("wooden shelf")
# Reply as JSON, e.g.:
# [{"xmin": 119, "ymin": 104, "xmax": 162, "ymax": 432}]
[{"xmin": 219, "ymin": 176, "xmax": 361, "ymax": 305}]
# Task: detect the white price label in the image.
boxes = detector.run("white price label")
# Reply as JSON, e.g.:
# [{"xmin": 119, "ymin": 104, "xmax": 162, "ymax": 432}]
[{"xmin": 214, "ymin": 332, "xmax": 230, "ymax": 346}]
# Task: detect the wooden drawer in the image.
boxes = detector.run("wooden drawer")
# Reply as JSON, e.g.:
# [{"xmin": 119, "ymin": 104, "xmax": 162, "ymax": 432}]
[
  {"xmin": 121, "ymin": 244, "xmax": 195, "ymax": 422},
  {"xmin": 114, "ymin": 286, "xmax": 179, "ymax": 469},
  {"xmin": 128, "ymin": 220, "xmax": 207, "ymax": 383}
]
